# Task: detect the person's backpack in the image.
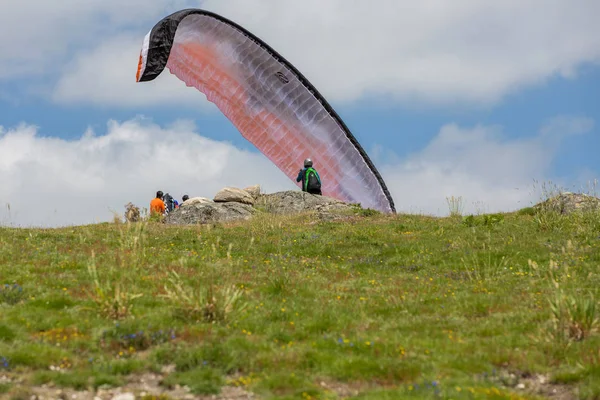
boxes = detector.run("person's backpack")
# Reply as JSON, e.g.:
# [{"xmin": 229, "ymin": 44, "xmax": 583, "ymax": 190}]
[
  {"xmin": 304, "ymin": 167, "xmax": 321, "ymax": 192},
  {"xmin": 163, "ymin": 193, "xmax": 175, "ymax": 213}
]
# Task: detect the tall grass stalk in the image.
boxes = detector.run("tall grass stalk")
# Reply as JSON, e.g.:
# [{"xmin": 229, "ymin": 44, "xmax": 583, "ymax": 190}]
[
  {"xmin": 446, "ymin": 196, "xmax": 464, "ymax": 218},
  {"xmin": 86, "ymin": 251, "xmax": 143, "ymax": 320},
  {"xmin": 162, "ymin": 271, "xmax": 247, "ymax": 323}
]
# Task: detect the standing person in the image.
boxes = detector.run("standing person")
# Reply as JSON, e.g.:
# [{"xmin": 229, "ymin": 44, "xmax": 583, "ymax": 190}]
[
  {"xmin": 296, "ymin": 158, "xmax": 322, "ymax": 195},
  {"xmin": 150, "ymin": 191, "xmax": 166, "ymax": 216}
]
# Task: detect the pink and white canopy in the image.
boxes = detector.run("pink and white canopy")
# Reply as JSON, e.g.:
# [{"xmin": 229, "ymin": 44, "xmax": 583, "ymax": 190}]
[{"xmin": 136, "ymin": 9, "xmax": 395, "ymax": 213}]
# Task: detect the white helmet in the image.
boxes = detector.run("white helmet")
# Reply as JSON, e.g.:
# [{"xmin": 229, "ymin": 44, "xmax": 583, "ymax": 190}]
[{"xmin": 304, "ymin": 158, "xmax": 313, "ymax": 168}]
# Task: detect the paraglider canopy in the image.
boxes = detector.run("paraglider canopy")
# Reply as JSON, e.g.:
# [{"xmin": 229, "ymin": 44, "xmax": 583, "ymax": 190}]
[{"xmin": 136, "ymin": 8, "xmax": 396, "ymax": 213}]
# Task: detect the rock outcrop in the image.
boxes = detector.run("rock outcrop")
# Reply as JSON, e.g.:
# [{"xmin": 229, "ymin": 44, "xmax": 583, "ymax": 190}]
[
  {"xmin": 256, "ymin": 191, "xmax": 354, "ymax": 216},
  {"xmin": 534, "ymin": 192, "xmax": 600, "ymax": 215},
  {"xmin": 165, "ymin": 201, "xmax": 255, "ymax": 225},
  {"xmin": 159, "ymin": 185, "xmax": 360, "ymax": 225}
]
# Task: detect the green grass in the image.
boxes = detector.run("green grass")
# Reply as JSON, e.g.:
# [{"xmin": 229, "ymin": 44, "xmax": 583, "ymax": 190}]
[
  {"xmin": 1, "ymin": 206, "xmax": 600, "ymax": 399},
  {"xmin": 0, "ymin": 383, "xmax": 11, "ymax": 394}
]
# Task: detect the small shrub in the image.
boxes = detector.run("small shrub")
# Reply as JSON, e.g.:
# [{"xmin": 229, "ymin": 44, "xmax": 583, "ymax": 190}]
[
  {"xmin": 518, "ymin": 207, "xmax": 535, "ymax": 216},
  {"xmin": 101, "ymin": 324, "xmax": 176, "ymax": 352},
  {"xmin": 124, "ymin": 202, "xmax": 141, "ymax": 223},
  {"xmin": 0, "ymin": 324, "xmax": 16, "ymax": 342},
  {"xmin": 0, "ymin": 284, "xmax": 25, "ymax": 305},
  {"xmin": 462, "ymin": 215, "xmax": 476, "ymax": 227},
  {"xmin": 483, "ymin": 213, "xmax": 504, "ymax": 226},
  {"xmin": 548, "ymin": 290, "xmax": 599, "ymax": 342},
  {"xmin": 462, "ymin": 213, "xmax": 504, "ymax": 228}
]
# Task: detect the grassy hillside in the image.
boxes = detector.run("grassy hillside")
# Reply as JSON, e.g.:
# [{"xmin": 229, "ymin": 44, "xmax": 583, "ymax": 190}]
[{"xmin": 1, "ymin": 204, "xmax": 599, "ymax": 399}]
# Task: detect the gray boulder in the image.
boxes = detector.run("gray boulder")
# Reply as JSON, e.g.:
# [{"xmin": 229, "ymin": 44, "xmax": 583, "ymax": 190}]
[
  {"xmin": 256, "ymin": 190, "xmax": 354, "ymax": 216},
  {"xmin": 165, "ymin": 201, "xmax": 255, "ymax": 225},
  {"xmin": 213, "ymin": 187, "xmax": 254, "ymax": 205},
  {"xmin": 181, "ymin": 196, "xmax": 213, "ymax": 207},
  {"xmin": 243, "ymin": 184, "xmax": 261, "ymax": 199}
]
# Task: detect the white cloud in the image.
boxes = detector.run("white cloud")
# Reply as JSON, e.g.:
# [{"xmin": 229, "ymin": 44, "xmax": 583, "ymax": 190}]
[
  {"xmin": 380, "ymin": 116, "xmax": 595, "ymax": 215},
  {"xmin": 0, "ymin": 116, "xmax": 593, "ymax": 227},
  {"xmin": 0, "ymin": 0, "xmax": 199, "ymax": 79},
  {"xmin": 0, "ymin": 118, "xmax": 293, "ymax": 227},
  {"xmin": 41, "ymin": 0, "xmax": 600, "ymax": 107},
  {"xmin": 52, "ymin": 35, "xmax": 211, "ymax": 108}
]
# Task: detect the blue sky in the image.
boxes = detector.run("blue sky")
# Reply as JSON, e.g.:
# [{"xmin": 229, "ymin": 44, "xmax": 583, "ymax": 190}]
[{"xmin": 1, "ymin": 0, "xmax": 599, "ymax": 227}]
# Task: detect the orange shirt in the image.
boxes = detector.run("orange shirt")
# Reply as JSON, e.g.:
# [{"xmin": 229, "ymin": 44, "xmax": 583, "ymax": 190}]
[{"xmin": 150, "ymin": 198, "xmax": 166, "ymax": 215}]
